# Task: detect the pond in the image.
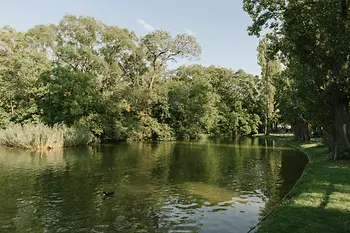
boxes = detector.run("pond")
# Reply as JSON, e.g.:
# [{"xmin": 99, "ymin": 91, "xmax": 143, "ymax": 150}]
[{"xmin": 0, "ymin": 137, "xmax": 307, "ymax": 233}]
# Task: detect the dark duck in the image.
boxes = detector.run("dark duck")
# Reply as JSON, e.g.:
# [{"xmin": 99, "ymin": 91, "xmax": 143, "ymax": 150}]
[{"xmin": 103, "ymin": 191, "xmax": 115, "ymax": 197}]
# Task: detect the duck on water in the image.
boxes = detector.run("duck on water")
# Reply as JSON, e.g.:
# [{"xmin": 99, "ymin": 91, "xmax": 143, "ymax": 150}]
[{"xmin": 103, "ymin": 191, "xmax": 115, "ymax": 197}]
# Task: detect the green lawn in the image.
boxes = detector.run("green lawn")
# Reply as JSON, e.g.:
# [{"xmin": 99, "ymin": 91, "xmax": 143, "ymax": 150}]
[{"xmin": 255, "ymin": 135, "xmax": 350, "ymax": 233}]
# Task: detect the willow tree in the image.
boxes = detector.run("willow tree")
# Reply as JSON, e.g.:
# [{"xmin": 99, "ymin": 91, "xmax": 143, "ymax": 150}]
[{"xmin": 244, "ymin": 0, "xmax": 350, "ymax": 159}]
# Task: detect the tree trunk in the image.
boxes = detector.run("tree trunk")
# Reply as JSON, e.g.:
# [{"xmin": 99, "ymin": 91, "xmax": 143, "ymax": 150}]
[
  {"xmin": 264, "ymin": 117, "xmax": 270, "ymax": 135},
  {"xmin": 293, "ymin": 120, "xmax": 309, "ymax": 141},
  {"xmin": 332, "ymin": 99, "xmax": 350, "ymax": 160},
  {"xmin": 330, "ymin": 2, "xmax": 350, "ymax": 159},
  {"xmin": 149, "ymin": 72, "xmax": 156, "ymax": 89},
  {"xmin": 149, "ymin": 62, "xmax": 163, "ymax": 89}
]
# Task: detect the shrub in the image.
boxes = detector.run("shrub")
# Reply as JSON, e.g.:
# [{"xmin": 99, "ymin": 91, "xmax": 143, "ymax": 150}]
[
  {"xmin": 127, "ymin": 116, "xmax": 174, "ymax": 141},
  {"xmin": 62, "ymin": 124, "xmax": 97, "ymax": 147}
]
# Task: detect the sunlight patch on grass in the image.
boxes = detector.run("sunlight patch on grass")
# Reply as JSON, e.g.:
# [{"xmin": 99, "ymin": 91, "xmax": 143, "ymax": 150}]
[
  {"xmin": 299, "ymin": 143, "xmax": 320, "ymax": 149},
  {"xmin": 294, "ymin": 192, "xmax": 324, "ymax": 207},
  {"xmin": 327, "ymin": 192, "xmax": 350, "ymax": 210}
]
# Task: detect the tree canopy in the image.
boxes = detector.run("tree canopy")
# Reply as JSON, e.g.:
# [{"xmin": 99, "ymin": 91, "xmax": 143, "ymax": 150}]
[
  {"xmin": 0, "ymin": 14, "xmax": 264, "ymax": 141},
  {"xmin": 243, "ymin": 0, "xmax": 350, "ymax": 159}
]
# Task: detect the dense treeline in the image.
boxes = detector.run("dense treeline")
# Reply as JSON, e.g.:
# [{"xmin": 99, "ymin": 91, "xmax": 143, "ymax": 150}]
[
  {"xmin": 244, "ymin": 0, "xmax": 350, "ymax": 160},
  {"xmin": 0, "ymin": 14, "xmax": 265, "ymax": 142}
]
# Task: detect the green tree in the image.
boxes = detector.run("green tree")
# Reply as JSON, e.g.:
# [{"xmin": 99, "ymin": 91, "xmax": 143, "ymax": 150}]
[
  {"xmin": 0, "ymin": 14, "xmax": 264, "ymax": 142},
  {"xmin": 257, "ymin": 37, "xmax": 281, "ymax": 135},
  {"xmin": 0, "ymin": 26, "xmax": 50, "ymax": 126},
  {"xmin": 142, "ymin": 30, "xmax": 201, "ymax": 89},
  {"xmin": 244, "ymin": 0, "xmax": 350, "ymax": 159},
  {"xmin": 171, "ymin": 65, "xmax": 261, "ymax": 138},
  {"xmin": 38, "ymin": 67, "xmax": 100, "ymax": 126},
  {"xmin": 168, "ymin": 77, "xmax": 219, "ymax": 139}
]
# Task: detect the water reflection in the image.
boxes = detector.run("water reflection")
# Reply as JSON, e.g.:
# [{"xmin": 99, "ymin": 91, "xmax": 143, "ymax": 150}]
[{"xmin": 0, "ymin": 138, "xmax": 307, "ymax": 233}]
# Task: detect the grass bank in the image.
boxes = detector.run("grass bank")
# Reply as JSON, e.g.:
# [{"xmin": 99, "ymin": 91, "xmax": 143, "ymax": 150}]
[
  {"xmin": 0, "ymin": 123, "xmax": 97, "ymax": 149},
  {"xmin": 254, "ymin": 135, "xmax": 350, "ymax": 233}
]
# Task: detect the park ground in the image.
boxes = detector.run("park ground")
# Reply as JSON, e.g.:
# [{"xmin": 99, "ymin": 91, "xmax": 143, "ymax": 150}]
[{"xmin": 255, "ymin": 135, "xmax": 350, "ymax": 233}]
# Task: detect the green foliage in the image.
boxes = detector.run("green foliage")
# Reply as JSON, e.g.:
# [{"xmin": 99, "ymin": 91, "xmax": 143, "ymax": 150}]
[
  {"xmin": 0, "ymin": 107, "xmax": 10, "ymax": 129},
  {"xmin": 0, "ymin": 122, "xmax": 96, "ymax": 149},
  {"xmin": 258, "ymin": 38, "xmax": 281, "ymax": 135},
  {"xmin": 244, "ymin": 0, "xmax": 350, "ymax": 159},
  {"xmin": 168, "ymin": 65, "xmax": 262, "ymax": 139},
  {"xmin": 128, "ymin": 115, "xmax": 174, "ymax": 141},
  {"xmin": 38, "ymin": 67, "xmax": 100, "ymax": 125},
  {"xmin": 141, "ymin": 30, "xmax": 201, "ymax": 89},
  {"xmin": 0, "ymin": 26, "xmax": 51, "ymax": 124},
  {"xmin": 168, "ymin": 74, "xmax": 219, "ymax": 139},
  {"xmin": 0, "ymin": 14, "xmax": 265, "ymax": 143}
]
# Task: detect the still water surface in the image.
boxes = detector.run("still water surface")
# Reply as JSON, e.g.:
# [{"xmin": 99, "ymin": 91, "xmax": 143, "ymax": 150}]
[{"xmin": 0, "ymin": 138, "xmax": 307, "ymax": 233}]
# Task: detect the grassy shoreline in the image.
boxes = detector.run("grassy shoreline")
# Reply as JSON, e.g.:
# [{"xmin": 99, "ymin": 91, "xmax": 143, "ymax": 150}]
[{"xmin": 255, "ymin": 135, "xmax": 350, "ymax": 233}]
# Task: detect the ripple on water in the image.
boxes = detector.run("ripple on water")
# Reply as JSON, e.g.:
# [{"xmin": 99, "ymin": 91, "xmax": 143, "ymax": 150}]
[
  {"xmin": 217, "ymin": 200, "xmax": 235, "ymax": 206},
  {"xmin": 175, "ymin": 203, "xmax": 200, "ymax": 209}
]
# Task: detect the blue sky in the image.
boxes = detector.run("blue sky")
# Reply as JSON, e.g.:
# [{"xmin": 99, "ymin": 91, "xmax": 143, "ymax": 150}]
[{"xmin": 0, "ymin": 0, "xmax": 260, "ymax": 75}]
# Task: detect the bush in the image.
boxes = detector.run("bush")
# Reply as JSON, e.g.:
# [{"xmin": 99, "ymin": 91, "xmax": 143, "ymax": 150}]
[
  {"xmin": 0, "ymin": 122, "xmax": 97, "ymax": 149},
  {"xmin": 127, "ymin": 115, "xmax": 174, "ymax": 141}
]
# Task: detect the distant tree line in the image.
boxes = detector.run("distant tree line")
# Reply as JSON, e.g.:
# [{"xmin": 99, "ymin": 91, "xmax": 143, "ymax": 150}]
[{"xmin": 0, "ymin": 14, "xmax": 284, "ymax": 142}]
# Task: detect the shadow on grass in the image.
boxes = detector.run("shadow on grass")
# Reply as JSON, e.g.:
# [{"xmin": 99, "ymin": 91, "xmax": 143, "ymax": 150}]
[
  {"xmin": 255, "ymin": 136, "xmax": 350, "ymax": 233},
  {"xmin": 319, "ymin": 182, "xmax": 333, "ymax": 209},
  {"xmin": 260, "ymin": 205, "xmax": 350, "ymax": 233}
]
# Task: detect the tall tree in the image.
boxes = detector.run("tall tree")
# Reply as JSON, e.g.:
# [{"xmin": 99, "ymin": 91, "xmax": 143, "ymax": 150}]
[
  {"xmin": 171, "ymin": 65, "xmax": 261, "ymax": 138},
  {"xmin": 244, "ymin": 0, "xmax": 350, "ymax": 159},
  {"xmin": 257, "ymin": 38, "xmax": 281, "ymax": 135},
  {"xmin": 0, "ymin": 26, "xmax": 50, "ymax": 126},
  {"xmin": 141, "ymin": 30, "xmax": 201, "ymax": 89}
]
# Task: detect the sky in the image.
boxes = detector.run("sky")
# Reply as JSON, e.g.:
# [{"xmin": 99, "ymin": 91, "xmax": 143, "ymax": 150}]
[{"xmin": 0, "ymin": 0, "xmax": 260, "ymax": 75}]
